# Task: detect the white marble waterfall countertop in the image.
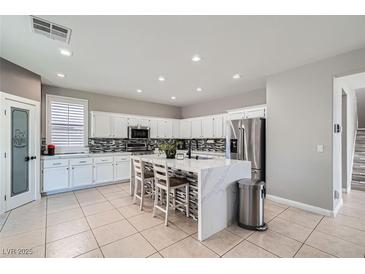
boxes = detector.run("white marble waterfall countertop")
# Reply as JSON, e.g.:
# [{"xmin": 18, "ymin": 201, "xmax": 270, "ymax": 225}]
[
  {"xmin": 130, "ymin": 154, "xmax": 251, "ymax": 241},
  {"xmin": 131, "ymin": 154, "xmax": 247, "ymax": 173}
]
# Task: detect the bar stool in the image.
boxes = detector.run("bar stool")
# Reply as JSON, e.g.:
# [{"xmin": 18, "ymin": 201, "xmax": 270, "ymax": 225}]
[
  {"xmin": 133, "ymin": 158, "xmax": 155, "ymax": 211},
  {"xmin": 152, "ymin": 160, "xmax": 189, "ymax": 226}
]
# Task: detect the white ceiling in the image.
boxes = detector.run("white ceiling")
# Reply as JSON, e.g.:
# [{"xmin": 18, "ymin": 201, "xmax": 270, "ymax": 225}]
[{"xmin": 1, "ymin": 15, "xmax": 365, "ymax": 106}]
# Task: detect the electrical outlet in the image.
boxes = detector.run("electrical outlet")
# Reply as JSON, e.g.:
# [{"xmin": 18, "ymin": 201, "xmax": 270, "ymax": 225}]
[{"xmin": 317, "ymin": 145, "xmax": 324, "ymax": 153}]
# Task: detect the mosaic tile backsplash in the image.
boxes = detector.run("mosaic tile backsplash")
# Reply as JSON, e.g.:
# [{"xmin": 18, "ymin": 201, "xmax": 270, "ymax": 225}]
[
  {"xmin": 42, "ymin": 137, "xmax": 226, "ymax": 154},
  {"xmin": 88, "ymin": 138, "xmax": 225, "ymax": 153}
]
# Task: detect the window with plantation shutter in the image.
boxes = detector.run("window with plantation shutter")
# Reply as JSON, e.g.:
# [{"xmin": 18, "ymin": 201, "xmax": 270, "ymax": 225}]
[{"xmin": 46, "ymin": 95, "xmax": 88, "ymax": 153}]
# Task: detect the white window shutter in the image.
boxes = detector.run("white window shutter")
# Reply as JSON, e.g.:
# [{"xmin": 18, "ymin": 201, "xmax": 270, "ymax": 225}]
[{"xmin": 47, "ymin": 95, "xmax": 88, "ymax": 153}]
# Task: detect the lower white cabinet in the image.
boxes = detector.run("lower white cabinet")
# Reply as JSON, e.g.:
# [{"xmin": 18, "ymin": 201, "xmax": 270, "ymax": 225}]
[
  {"xmin": 94, "ymin": 163, "xmax": 114, "ymax": 184},
  {"xmin": 43, "ymin": 167, "xmax": 69, "ymax": 192},
  {"xmin": 114, "ymin": 160, "xmax": 130, "ymax": 181},
  {"xmin": 71, "ymin": 164, "xmax": 94, "ymax": 187},
  {"xmin": 42, "ymin": 154, "xmax": 131, "ymax": 193}
]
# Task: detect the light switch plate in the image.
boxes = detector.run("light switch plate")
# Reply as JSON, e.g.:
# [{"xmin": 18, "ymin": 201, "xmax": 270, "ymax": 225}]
[{"xmin": 317, "ymin": 144, "xmax": 324, "ymax": 153}]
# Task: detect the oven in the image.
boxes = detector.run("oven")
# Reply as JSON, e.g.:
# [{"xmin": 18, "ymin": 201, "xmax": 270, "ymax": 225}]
[{"xmin": 128, "ymin": 126, "xmax": 150, "ymax": 139}]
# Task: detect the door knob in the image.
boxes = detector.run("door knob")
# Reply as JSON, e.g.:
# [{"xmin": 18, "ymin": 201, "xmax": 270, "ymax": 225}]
[
  {"xmin": 31, "ymin": 156, "xmax": 37, "ymax": 160},
  {"xmin": 25, "ymin": 156, "xmax": 30, "ymax": 162}
]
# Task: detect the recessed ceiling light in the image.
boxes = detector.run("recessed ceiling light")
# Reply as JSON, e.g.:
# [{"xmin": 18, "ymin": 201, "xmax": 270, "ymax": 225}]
[
  {"xmin": 171, "ymin": 96, "xmax": 176, "ymax": 100},
  {"xmin": 196, "ymin": 87, "xmax": 203, "ymax": 92},
  {"xmin": 192, "ymin": 55, "xmax": 202, "ymax": 62},
  {"xmin": 232, "ymin": 73, "xmax": 241, "ymax": 79},
  {"xmin": 59, "ymin": 48, "xmax": 72, "ymax": 57},
  {"xmin": 158, "ymin": 76, "xmax": 165, "ymax": 82},
  {"xmin": 57, "ymin": 73, "xmax": 65, "ymax": 78},
  {"xmin": 136, "ymin": 89, "xmax": 142, "ymax": 93}
]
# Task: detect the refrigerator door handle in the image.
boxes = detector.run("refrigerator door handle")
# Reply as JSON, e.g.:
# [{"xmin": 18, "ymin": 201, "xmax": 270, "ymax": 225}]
[{"xmin": 238, "ymin": 127, "xmax": 243, "ymax": 160}]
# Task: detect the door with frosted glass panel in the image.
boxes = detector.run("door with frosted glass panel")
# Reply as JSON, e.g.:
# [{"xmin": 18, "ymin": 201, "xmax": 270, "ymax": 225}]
[{"xmin": 5, "ymin": 100, "xmax": 36, "ymax": 210}]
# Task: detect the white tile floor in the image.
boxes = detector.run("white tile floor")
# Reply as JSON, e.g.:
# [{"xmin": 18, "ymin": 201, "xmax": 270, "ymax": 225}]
[{"xmin": 1, "ymin": 182, "xmax": 365, "ymax": 258}]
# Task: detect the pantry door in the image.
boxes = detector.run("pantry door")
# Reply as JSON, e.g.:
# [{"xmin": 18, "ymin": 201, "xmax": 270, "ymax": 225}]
[{"xmin": 4, "ymin": 97, "xmax": 39, "ymax": 211}]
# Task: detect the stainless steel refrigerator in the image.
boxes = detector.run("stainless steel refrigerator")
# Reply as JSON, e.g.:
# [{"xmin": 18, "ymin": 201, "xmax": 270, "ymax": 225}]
[{"xmin": 228, "ymin": 118, "xmax": 265, "ymax": 181}]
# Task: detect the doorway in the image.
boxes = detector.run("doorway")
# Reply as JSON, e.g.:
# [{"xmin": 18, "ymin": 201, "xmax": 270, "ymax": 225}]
[
  {"xmin": 342, "ymin": 90, "xmax": 348, "ymax": 192},
  {"xmin": 0, "ymin": 92, "xmax": 40, "ymax": 213}
]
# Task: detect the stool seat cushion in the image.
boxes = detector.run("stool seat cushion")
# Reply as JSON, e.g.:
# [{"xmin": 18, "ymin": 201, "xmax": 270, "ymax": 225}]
[{"xmin": 157, "ymin": 176, "xmax": 189, "ymax": 187}]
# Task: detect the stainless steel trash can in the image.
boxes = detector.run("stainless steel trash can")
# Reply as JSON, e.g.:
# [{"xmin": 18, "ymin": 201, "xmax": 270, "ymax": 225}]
[{"xmin": 238, "ymin": 179, "xmax": 267, "ymax": 231}]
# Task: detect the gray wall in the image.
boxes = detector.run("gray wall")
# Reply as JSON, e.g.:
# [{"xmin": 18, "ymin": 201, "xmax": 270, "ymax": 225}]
[
  {"xmin": 356, "ymin": 88, "xmax": 365, "ymax": 128},
  {"xmin": 267, "ymin": 47, "xmax": 365, "ymax": 211},
  {"xmin": 181, "ymin": 88, "xmax": 266, "ymax": 118},
  {"xmin": 42, "ymin": 85, "xmax": 182, "ymax": 137},
  {"xmin": 0, "ymin": 58, "xmax": 41, "ymax": 101}
]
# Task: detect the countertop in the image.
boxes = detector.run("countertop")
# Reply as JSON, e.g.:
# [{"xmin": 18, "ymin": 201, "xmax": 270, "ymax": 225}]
[
  {"xmin": 131, "ymin": 154, "xmax": 249, "ymax": 173},
  {"xmin": 41, "ymin": 151, "xmax": 132, "ymax": 160},
  {"xmin": 176, "ymin": 150, "xmax": 225, "ymax": 157}
]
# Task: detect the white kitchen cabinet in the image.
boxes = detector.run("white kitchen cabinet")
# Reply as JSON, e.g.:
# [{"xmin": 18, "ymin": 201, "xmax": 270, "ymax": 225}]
[
  {"xmin": 149, "ymin": 119, "xmax": 158, "ymax": 138},
  {"xmin": 213, "ymin": 115, "xmax": 224, "ymax": 138},
  {"xmin": 112, "ymin": 116, "xmax": 128, "ymax": 138},
  {"xmin": 180, "ymin": 120, "xmax": 191, "ymax": 139},
  {"xmin": 191, "ymin": 119, "xmax": 202, "ymax": 138},
  {"xmin": 245, "ymin": 108, "xmax": 266, "ymax": 118},
  {"xmin": 127, "ymin": 117, "xmax": 139, "ymax": 127},
  {"xmin": 91, "ymin": 112, "xmax": 112, "ymax": 138},
  {"xmin": 201, "ymin": 117, "xmax": 214, "ymax": 138},
  {"xmin": 172, "ymin": 120, "xmax": 180, "ymax": 138},
  {"xmin": 164, "ymin": 120, "xmax": 173, "ymax": 138},
  {"xmin": 157, "ymin": 120, "xmax": 166, "ymax": 138},
  {"xmin": 140, "ymin": 119, "xmax": 150, "ymax": 127},
  {"xmin": 71, "ymin": 164, "xmax": 94, "ymax": 187},
  {"xmin": 114, "ymin": 160, "xmax": 130, "ymax": 181},
  {"xmin": 94, "ymin": 163, "xmax": 114, "ymax": 184},
  {"xmin": 43, "ymin": 167, "xmax": 69, "ymax": 192}
]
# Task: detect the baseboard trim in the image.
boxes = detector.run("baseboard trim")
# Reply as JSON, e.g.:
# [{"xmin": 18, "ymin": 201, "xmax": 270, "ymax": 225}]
[{"xmin": 266, "ymin": 194, "xmax": 336, "ymax": 217}]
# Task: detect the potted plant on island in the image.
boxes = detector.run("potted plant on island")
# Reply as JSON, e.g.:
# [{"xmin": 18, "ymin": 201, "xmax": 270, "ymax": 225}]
[{"xmin": 159, "ymin": 141, "xmax": 181, "ymax": 159}]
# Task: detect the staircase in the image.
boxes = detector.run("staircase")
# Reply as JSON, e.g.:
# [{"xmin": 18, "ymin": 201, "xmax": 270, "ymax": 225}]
[{"xmin": 352, "ymin": 129, "xmax": 365, "ymax": 191}]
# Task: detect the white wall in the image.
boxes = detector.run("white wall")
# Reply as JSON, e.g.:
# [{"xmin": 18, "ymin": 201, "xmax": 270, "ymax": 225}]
[{"xmin": 266, "ymin": 47, "xmax": 365, "ymax": 214}]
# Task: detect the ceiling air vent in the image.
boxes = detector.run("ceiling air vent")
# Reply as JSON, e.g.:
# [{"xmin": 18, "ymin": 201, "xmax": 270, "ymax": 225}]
[{"xmin": 31, "ymin": 16, "xmax": 72, "ymax": 44}]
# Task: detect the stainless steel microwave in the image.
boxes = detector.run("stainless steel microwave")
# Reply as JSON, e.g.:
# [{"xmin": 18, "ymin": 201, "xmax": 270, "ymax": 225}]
[{"xmin": 128, "ymin": 126, "xmax": 150, "ymax": 139}]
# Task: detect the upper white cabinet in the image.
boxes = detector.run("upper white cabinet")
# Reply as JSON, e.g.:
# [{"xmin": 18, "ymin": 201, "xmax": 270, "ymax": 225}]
[
  {"xmin": 112, "ymin": 116, "xmax": 128, "ymax": 138},
  {"xmin": 90, "ymin": 107, "xmax": 264, "ymax": 140},
  {"xmin": 157, "ymin": 120, "xmax": 166, "ymax": 138},
  {"xmin": 172, "ymin": 120, "xmax": 180, "ymax": 138},
  {"xmin": 201, "ymin": 117, "xmax": 214, "ymax": 138},
  {"xmin": 213, "ymin": 115, "xmax": 224, "ymax": 138},
  {"xmin": 180, "ymin": 120, "xmax": 191, "ymax": 139},
  {"xmin": 149, "ymin": 119, "xmax": 158, "ymax": 138},
  {"xmin": 164, "ymin": 120, "xmax": 173, "ymax": 138},
  {"xmin": 91, "ymin": 112, "xmax": 112, "ymax": 138},
  {"xmin": 191, "ymin": 119, "xmax": 202, "ymax": 138},
  {"xmin": 228, "ymin": 105, "xmax": 266, "ymax": 121},
  {"xmin": 245, "ymin": 108, "xmax": 266, "ymax": 119}
]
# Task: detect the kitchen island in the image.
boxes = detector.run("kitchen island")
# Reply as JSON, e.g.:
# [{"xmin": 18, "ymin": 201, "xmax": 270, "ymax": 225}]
[{"xmin": 130, "ymin": 155, "xmax": 251, "ymax": 241}]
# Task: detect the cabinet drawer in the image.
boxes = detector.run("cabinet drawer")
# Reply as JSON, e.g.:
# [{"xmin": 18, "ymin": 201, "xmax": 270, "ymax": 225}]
[
  {"xmin": 43, "ymin": 159, "xmax": 69, "ymax": 168},
  {"xmin": 70, "ymin": 158, "xmax": 93, "ymax": 166},
  {"xmin": 114, "ymin": 155, "xmax": 130, "ymax": 162},
  {"xmin": 94, "ymin": 156, "xmax": 113, "ymax": 164}
]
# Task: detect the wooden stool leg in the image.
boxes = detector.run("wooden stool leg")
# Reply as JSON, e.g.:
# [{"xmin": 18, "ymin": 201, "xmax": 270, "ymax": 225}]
[
  {"xmin": 153, "ymin": 185, "xmax": 159, "ymax": 217},
  {"xmin": 133, "ymin": 179, "xmax": 138, "ymax": 204},
  {"xmin": 165, "ymin": 189, "xmax": 170, "ymax": 226},
  {"xmin": 185, "ymin": 185, "xmax": 189, "ymax": 217},
  {"xmin": 140, "ymin": 179, "xmax": 144, "ymax": 211},
  {"xmin": 172, "ymin": 189, "xmax": 176, "ymax": 209}
]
